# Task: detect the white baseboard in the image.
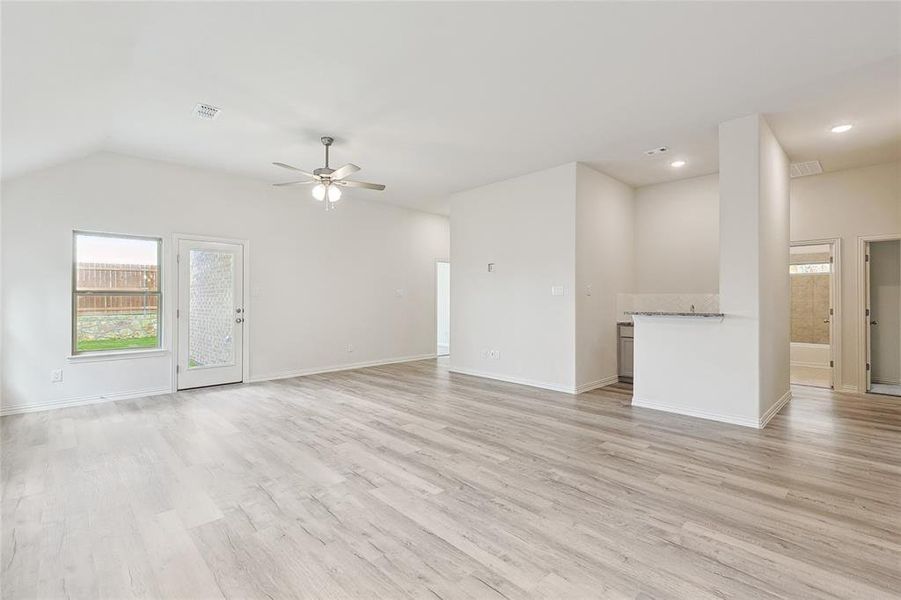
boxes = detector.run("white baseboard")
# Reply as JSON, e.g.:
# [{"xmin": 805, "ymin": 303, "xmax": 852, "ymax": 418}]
[
  {"xmin": 575, "ymin": 375, "xmax": 619, "ymax": 394},
  {"xmin": 1, "ymin": 386, "xmax": 172, "ymax": 417},
  {"xmin": 437, "ymin": 344, "xmax": 449, "ymax": 356},
  {"xmin": 447, "ymin": 370, "xmax": 617, "ymax": 395},
  {"xmin": 872, "ymin": 377, "xmax": 901, "ymax": 385},
  {"xmin": 249, "ymin": 353, "xmax": 437, "ymax": 383},
  {"xmin": 1, "ymin": 354, "xmax": 438, "ymax": 417},
  {"xmin": 631, "ymin": 397, "xmax": 761, "ymax": 428},
  {"xmin": 448, "ymin": 366, "xmax": 578, "ymax": 394},
  {"xmin": 633, "ymin": 389, "xmax": 793, "ymax": 430},
  {"xmin": 759, "ymin": 389, "xmax": 792, "ymax": 428}
]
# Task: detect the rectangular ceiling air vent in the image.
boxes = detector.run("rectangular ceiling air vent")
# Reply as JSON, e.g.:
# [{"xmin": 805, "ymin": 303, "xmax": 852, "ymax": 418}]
[
  {"xmin": 790, "ymin": 160, "xmax": 822, "ymax": 178},
  {"xmin": 192, "ymin": 103, "xmax": 221, "ymax": 120}
]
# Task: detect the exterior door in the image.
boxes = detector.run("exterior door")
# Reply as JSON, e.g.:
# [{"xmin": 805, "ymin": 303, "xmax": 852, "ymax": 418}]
[{"xmin": 177, "ymin": 239, "xmax": 245, "ymax": 390}]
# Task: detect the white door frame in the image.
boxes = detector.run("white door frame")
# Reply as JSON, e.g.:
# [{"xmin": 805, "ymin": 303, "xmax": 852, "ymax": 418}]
[
  {"xmin": 857, "ymin": 233, "xmax": 901, "ymax": 393},
  {"xmin": 171, "ymin": 233, "xmax": 251, "ymax": 392},
  {"xmin": 791, "ymin": 238, "xmax": 842, "ymax": 390},
  {"xmin": 435, "ymin": 258, "xmax": 449, "ymax": 357}
]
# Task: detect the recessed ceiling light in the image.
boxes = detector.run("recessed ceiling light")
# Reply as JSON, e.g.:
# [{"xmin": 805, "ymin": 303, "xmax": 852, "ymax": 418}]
[
  {"xmin": 670, "ymin": 160, "xmax": 686, "ymax": 168},
  {"xmin": 830, "ymin": 124, "xmax": 853, "ymax": 133}
]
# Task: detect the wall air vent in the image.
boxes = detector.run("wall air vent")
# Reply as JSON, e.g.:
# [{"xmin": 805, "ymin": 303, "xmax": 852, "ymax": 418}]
[
  {"xmin": 192, "ymin": 103, "xmax": 221, "ymax": 120},
  {"xmin": 790, "ymin": 160, "xmax": 823, "ymax": 178}
]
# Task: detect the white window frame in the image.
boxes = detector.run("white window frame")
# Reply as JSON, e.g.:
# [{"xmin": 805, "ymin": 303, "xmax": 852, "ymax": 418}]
[{"xmin": 71, "ymin": 230, "xmax": 163, "ymax": 356}]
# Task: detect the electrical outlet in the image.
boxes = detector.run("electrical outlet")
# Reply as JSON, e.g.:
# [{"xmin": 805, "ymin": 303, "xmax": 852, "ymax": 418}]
[
  {"xmin": 586, "ymin": 284, "xmax": 592, "ymax": 296},
  {"xmin": 481, "ymin": 348, "xmax": 489, "ymax": 360},
  {"xmin": 489, "ymin": 350, "xmax": 500, "ymax": 360},
  {"xmin": 51, "ymin": 369, "xmax": 63, "ymax": 383}
]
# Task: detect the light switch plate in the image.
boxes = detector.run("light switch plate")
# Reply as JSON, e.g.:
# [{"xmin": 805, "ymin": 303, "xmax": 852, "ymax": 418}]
[
  {"xmin": 51, "ymin": 369, "xmax": 63, "ymax": 383},
  {"xmin": 551, "ymin": 285, "xmax": 565, "ymax": 296}
]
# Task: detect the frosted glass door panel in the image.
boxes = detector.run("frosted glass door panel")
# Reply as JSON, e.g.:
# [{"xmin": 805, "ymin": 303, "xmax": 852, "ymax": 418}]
[{"xmin": 189, "ymin": 250, "xmax": 235, "ymax": 368}]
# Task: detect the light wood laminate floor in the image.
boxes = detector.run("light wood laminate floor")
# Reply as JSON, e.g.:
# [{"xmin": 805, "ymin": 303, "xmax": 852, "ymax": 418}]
[{"xmin": 2, "ymin": 359, "xmax": 900, "ymax": 599}]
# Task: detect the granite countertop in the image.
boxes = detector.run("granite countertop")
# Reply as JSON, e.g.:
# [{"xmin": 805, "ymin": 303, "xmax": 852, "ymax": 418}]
[{"xmin": 625, "ymin": 311, "xmax": 724, "ymax": 318}]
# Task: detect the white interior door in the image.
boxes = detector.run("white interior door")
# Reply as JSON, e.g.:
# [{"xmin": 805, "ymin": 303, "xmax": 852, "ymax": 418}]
[
  {"xmin": 177, "ymin": 239, "xmax": 244, "ymax": 390},
  {"xmin": 827, "ymin": 245, "xmax": 835, "ymax": 389},
  {"xmin": 865, "ymin": 242, "xmax": 872, "ymax": 391}
]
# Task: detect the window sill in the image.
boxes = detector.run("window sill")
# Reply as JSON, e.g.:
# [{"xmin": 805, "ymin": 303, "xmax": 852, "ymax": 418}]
[{"xmin": 67, "ymin": 349, "xmax": 169, "ymax": 363}]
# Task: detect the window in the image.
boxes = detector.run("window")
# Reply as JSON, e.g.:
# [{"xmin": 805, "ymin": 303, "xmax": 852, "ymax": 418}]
[
  {"xmin": 72, "ymin": 232, "xmax": 162, "ymax": 354},
  {"xmin": 790, "ymin": 263, "xmax": 831, "ymax": 274}
]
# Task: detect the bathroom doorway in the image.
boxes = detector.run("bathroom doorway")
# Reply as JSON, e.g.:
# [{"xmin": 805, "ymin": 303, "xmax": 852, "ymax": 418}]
[{"xmin": 790, "ymin": 240, "xmax": 839, "ymax": 389}]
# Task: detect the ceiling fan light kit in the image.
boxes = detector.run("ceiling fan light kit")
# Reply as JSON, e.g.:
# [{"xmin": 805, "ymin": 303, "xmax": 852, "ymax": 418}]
[{"xmin": 273, "ymin": 136, "xmax": 385, "ymax": 211}]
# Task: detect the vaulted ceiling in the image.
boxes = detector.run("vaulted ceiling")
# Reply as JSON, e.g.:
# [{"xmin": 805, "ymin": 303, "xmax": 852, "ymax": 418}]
[{"xmin": 3, "ymin": 2, "xmax": 899, "ymax": 214}]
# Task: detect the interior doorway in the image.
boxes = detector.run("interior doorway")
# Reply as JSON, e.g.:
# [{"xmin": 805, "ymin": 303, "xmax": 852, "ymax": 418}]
[
  {"xmin": 790, "ymin": 241, "xmax": 838, "ymax": 389},
  {"xmin": 864, "ymin": 238, "xmax": 901, "ymax": 396},
  {"xmin": 436, "ymin": 261, "xmax": 450, "ymax": 357}
]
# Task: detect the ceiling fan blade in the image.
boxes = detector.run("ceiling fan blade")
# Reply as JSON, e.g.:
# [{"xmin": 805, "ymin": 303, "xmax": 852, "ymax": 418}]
[
  {"xmin": 272, "ymin": 162, "xmax": 317, "ymax": 178},
  {"xmin": 272, "ymin": 180, "xmax": 316, "ymax": 187},
  {"xmin": 335, "ymin": 180, "xmax": 386, "ymax": 191},
  {"xmin": 329, "ymin": 163, "xmax": 361, "ymax": 181}
]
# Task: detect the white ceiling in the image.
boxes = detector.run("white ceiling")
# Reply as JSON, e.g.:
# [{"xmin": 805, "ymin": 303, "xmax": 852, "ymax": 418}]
[{"xmin": 3, "ymin": 2, "xmax": 899, "ymax": 214}]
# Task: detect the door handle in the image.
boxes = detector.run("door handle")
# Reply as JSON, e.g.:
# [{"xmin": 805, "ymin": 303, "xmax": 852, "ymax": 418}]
[
  {"xmin": 823, "ymin": 319, "xmax": 830, "ymax": 323},
  {"xmin": 870, "ymin": 320, "xmax": 878, "ymax": 325},
  {"xmin": 235, "ymin": 317, "xmax": 244, "ymax": 323}
]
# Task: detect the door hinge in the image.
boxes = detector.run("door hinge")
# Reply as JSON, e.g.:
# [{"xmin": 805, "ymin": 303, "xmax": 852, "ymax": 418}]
[
  {"xmin": 865, "ymin": 254, "xmax": 870, "ymax": 262},
  {"xmin": 177, "ymin": 308, "xmax": 180, "ymax": 318},
  {"xmin": 176, "ymin": 364, "xmax": 180, "ymax": 374},
  {"xmin": 177, "ymin": 253, "xmax": 180, "ymax": 263},
  {"xmin": 829, "ymin": 360, "xmax": 834, "ymax": 367},
  {"xmin": 829, "ymin": 255, "xmax": 834, "ymax": 264},
  {"xmin": 829, "ymin": 308, "xmax": 834, "ymax": 315},
  {"xmin": 866, "ymin": 363, "xmax": 870, "ymax": 371},
  {"xmin": 866, "ymin": 308, "xmax": 870, "ymax": 316}
]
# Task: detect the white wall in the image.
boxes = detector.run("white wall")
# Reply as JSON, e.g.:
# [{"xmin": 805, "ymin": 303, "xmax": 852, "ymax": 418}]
[
  {"xmin": 632, "ymin": 160, "xmax": 901, "ymax": 391},
  {"xmin": 1, "ymin": 152, "xmax": 449, "ymax": 414},
  {"xmin": 756, "ymin": 118, "xmax": 791, "ymax": 417},
  {"xmin": 575, "ymin": 163, "xmax": 634, "ymax": 390},
  {"xmin": 633, "ymin": 114, "xmax": 790, "ymax": 428},
  {"xmin": 436, "ymin": 261, "xmax": 450, "ymax": 355},
  {"xmin": 634, "ymin": 174, "xmax": 719, "ymax": 293},
  {"xmin": 870, "ymin": 240, "xmax": 900, "ymax": 384},
  {"xmin": 792, "ymin": 161, "xmax": 901, "ymax": 390},
  {"xmin": 449, "ymin": 163, "xmax": 577, "ymax": 391}
]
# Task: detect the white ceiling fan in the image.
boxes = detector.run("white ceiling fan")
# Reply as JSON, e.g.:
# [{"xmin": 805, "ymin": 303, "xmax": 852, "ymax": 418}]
[{"xmin": 272, "ymin": 136, "xmax": 386, "ymax": 210}]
